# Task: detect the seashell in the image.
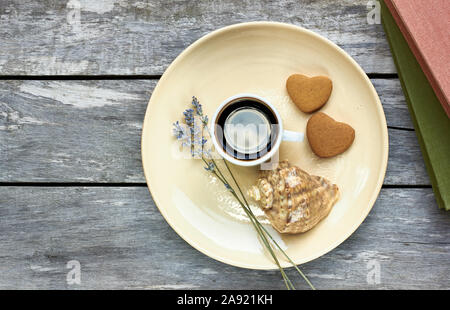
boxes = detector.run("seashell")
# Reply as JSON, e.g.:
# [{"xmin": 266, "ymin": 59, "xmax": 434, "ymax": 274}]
[{"xmin": 248, "ymin": 160, "xmax": 339, "ymax": 234}]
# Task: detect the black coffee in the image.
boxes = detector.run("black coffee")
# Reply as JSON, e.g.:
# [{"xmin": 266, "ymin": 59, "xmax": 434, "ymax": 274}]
[{"xmin": 214, "ymin": 98, "xmax": 279, "ymax": 161}]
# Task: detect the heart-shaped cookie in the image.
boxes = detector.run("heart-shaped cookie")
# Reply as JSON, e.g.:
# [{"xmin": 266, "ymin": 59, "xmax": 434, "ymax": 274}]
[
  {"xmin": 286, "ymin": 74, "xmax": 333, "ymax": 113},
  {"xmin": 306, "ymin": 112, "xmax": 355, "ymax": 158}
]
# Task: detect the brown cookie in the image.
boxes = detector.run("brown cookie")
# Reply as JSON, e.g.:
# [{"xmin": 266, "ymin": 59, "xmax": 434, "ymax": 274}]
[
  {"xmin": 286, "ymin": 74, "xmax": 333, "ymax": 113},
  {"xmin": 306, "ymin": 112, "xmax": 355, "ymax": 158}
]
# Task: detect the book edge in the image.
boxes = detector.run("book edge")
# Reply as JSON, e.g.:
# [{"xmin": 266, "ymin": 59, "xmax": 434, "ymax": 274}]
[
  {"xmin": 381, "ymin": 1, "xmax": 447, "ymax": 210},
  {"xmin": 384, "ymin": 0, "xmax": 450, "ymax": 118}
]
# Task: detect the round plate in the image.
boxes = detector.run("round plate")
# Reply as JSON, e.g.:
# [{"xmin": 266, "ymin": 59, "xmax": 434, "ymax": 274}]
[{"xmin": 141, "ymin": 22, "xmax": 388, "ymax": 269}]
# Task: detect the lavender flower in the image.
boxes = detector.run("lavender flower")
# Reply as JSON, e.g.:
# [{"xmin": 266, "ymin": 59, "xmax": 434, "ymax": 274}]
[
  {"xmin": 173, "ymin": 122, "xmax": 191, "ymax": 152},
  {"xmin": 201, "ymin": 115, "xmax": 208, "ymax": 126},
  {"xmin": 204, "ymin": 161, "xmax": 215, "ymax": 172},
  {"xmin": 183, "ymin": 108, "xmax": 194, "ymax": 127},
  {"xmin": 172, "ymin": 121, "xmax": 187, "ymax": 140},
  {"xmin": 191, "ymin": 96, "xmax": 208, "ymax": 125},
  {"xmin": 192, "ymin": 96, "xmax": 203, "ymax": 116}
]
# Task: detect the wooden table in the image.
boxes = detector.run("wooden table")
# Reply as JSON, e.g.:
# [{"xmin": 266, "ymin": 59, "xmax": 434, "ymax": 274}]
[{"xmin": 0, "ymin": 0, "xmax": 448, "ymax": 290}]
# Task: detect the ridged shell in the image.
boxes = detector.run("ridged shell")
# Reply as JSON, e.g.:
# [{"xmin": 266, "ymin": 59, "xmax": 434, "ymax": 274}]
[{"xmin": 248, "ymin": 160, "xmax": 339, "ymax": 234}]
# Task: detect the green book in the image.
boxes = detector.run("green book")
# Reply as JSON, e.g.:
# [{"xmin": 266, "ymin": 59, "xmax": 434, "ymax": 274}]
[{"xmin": 381, "ymin": 1, "xmax": 450, "ymax": 210}]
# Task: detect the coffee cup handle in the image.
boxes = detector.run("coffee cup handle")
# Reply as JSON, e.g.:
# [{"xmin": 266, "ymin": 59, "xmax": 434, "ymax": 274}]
[{"xmin": 282, "ymin": 130, "xmax": 304, "ymax": 142}]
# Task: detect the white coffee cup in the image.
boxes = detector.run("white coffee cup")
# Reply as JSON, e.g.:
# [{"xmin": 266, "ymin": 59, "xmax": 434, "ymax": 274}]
[{"xmin": 210, "ymin": 93, "xmax": 304, "ymax": 167}]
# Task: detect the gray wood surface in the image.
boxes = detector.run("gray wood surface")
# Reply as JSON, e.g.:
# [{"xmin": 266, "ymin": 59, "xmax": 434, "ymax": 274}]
[
  {"xmin": 0, "ymin": 0, "xmax": 448, "ymax": 290},
  {"xmin": 0, "ymin": 79, "xmax": 427, "ymax": 185},
  {"xmin": 0, "ymin": 0, "xmax": 394, "ymax": 75},
  {"xmin": 0, "ymin": 187, "xmax": 448, "ymax": 289}
]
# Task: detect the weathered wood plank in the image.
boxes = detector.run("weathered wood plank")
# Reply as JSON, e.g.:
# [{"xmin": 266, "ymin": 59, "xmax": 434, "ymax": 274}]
[
  {"xmin": 0, "ymin": 79, "xmax": 426, "ymax": 184},
  {"xmin": 0, "ymin": 0, "xmax": 394, "ymax": 75},
  {"xmin": 372, "ymin": 79, "xmax": 413, "ymax": 130},
  {"xmin": 0, "ymin": 79, "xmax": 153, "ymax": 183},
  {"xmin": 0, "ymin": 187, "xmax": 447, "ymax": 289}
]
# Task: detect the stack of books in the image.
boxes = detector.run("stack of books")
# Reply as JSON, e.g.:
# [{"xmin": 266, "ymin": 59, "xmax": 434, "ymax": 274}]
[{"xmin": 381, "ymin": 0, "xmax": 449, "ymax": 210}]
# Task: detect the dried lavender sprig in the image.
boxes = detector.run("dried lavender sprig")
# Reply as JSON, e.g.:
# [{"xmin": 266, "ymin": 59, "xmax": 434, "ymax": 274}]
[
  {"xmin": 174, "ymin": 97, "xmax": 315, "ymax": 290},
  {"xmin": 202, "ymin": 157, "xmax": 294, "ymax": 289},
  {"xmin": 222, "ymin": 159, "xmax": 315, "ymax": 290}
]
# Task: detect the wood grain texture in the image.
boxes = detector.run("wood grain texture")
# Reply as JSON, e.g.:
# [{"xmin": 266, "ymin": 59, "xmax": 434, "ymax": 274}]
[
  {"xmin": 0, "ymin": 0, "xmax": 394, "ymax": 75},
  {"xmin": 372, "ymin": 78, "xmax": 413, "ymax": 129},
  {"xmin": 0, "ymin": 187, "xmax": 447, "ymax": 289},
  {"xmin": 0, "ymin": 0, "xmax": 446, "ymax": 292},
  {"xmin": 0, "ymin": 79, "xmax": 426, "ymax": 184}
]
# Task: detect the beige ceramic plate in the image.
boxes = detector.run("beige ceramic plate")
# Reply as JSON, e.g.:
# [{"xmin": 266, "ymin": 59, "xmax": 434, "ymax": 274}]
[{"xmin": 141, "ymin": 22, "xmax": 388, "ymax": 269}]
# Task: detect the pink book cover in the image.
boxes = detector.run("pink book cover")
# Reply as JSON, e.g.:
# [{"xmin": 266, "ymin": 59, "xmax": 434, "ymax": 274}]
[{"xmin": 385, "ymin": 0, "xmax": 450, "ymax": 118}]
